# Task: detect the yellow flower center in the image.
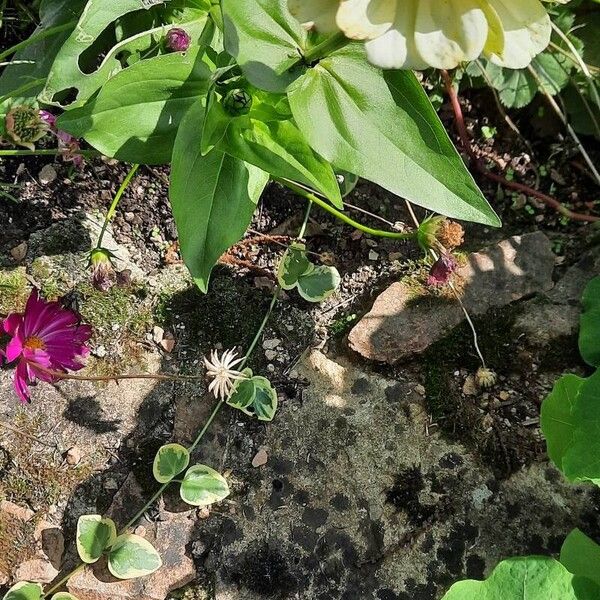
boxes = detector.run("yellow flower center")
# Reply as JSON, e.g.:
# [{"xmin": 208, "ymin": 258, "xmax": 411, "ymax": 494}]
[{"xmin": 24, "ymin": 336, "xmax": 46, "ymax": 351}]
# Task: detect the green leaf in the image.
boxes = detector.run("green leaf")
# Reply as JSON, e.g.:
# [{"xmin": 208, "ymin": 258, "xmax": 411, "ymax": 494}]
[
  {"xmin": 247, "ymin": 376, "xmax": 278, "ymax": 421},
  {"xmin": 540, "ymin": 374, "xmax": 584, "ymax": 474},
  {"xmin": 441, "ymin": 556, "xmax": 600, "ymax": 599},
  {"xmin": 0, "ymin": 0, "xmax": 87, "ymax": 99},
  {"xmin": 561, "ymin": 529, "xmax": 600, "ymax": 587},
  {"xmin": 277, "ymin": 243, "xmax": 313, "ymax": 289},
  {"xmin": 180, "ymin": 464, "xmax": 230, "ymax": 506},
  {"xmin": 227, "ymin": 374, "xmax": 278, "ymax": 421},
  {"xmin": 288, "ymin": 45, "xmax": 500, "ymax": 227},
  {"xmin": 579, "ymin": 277, "xmax": 600, "ymax": 367},
  {"xmin": 40, "ymin": 0, "xmax": 211, "ymax": 107},
  {"xmin": 297, "ymin": 265, "xmax": 340, "ymax": 302},
  {"xmin": 107, "ymin": 534, "xmax": 162, "ymax": 580},
  {"xmin": 221, "ymin": 0, "xmax": 307, "ymax": 92},
  {"xmin": 2, "ymin": 582, "xmax": 43, "ymax": 600},
  {"xmin": 153, "ymin": 443, "xmax": 190, "ymax": 484},
  {"xmin": 541, "ymin": 370, "xmax": 600, "ymax": 486},
  {"xmin": 220, "ymin": 117, "xmax": 342, "ymax": 208},
  {"xmin": 57, "ymin": 49, "xmax": 211, "ymax": 164},
  {"xmin": 52, "ymin": 594, "xmax": 81, "ymax": 600},
  {"xmin": 76, "ymin": 515, "xmax": 117, "ymax": 564},
  {"xmin": 170, "ymin": 101, "xmax": 269, "ymax": 293},
  {"xmin": 226, "ymin": 369, "xmax": 256, "ymax": 410}
]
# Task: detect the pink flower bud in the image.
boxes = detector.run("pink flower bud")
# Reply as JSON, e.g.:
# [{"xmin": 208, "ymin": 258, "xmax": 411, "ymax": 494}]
[
  {"xmin": 426, "ymin": 254, "xmax": 458, "ymax": 287},
  {"xmin": 166, "ymin": 28, "xmax": 191, "ymax": 52}
]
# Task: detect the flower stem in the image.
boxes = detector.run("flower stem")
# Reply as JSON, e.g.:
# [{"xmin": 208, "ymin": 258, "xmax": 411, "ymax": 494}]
[
  {"xmin": 44, "ymin": 564, "xmax": 85, "ymax": 597},
  {"xmin": 301, "ymin": 31, "xmax": 348, "ymax": 64},
  {"xmin": 97, "ymin": 164, "xmax": 139, "ymax": 248},
  {"xmin": 0, "ymin": 148, "xmax": 100, "ymax": 158},
  {"xmin": 276, "ymin": 178, "xmax": 416, "ymax": 241},
  {"xmin": 0, "ymin": 20, "xmax": 77, "ymax": 62}
]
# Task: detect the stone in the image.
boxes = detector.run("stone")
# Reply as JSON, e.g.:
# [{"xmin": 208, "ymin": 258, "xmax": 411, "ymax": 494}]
[
  {"xmin": 348, "ymin": 232, "xmax": 555, "ymax": 363},
  {"xmin": 251, "ymin": 449, "xmax": 268, "ymax": 468},
  {"xmin": 513, "ymin": 245, "xmax": 600, "ymax": 347},
  {"xmin": 39, "ymin": 164, "xmax": 57, "ymax": 185},
  {"xmin": 10, "ymin": 242, "xmax": 27, "ymax": 262},
  {"xmin": 65, "ymin": 446, "xmax": 82, "ymax": 465},
  {"xmin": 15, "ymin": 559, "xmax": 58, "ymax": 584},
  {"xmin": 462, "ymin": 375, "xmax": 478, "ymax": 396}
]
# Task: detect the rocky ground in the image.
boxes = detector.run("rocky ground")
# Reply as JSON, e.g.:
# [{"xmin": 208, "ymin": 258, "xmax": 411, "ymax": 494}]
[{"xmin": 1, "ymin": 93, "xmax": 600, "ymax": 599}]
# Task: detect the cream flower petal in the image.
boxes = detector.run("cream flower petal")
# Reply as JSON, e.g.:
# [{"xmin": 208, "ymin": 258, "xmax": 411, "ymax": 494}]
[
  {"xmin": 485, "ymin": 0, "xmax": 551, "ymax": 68},
  {"xmin": 337, "ymin": 0, "xmax": 397, "ymax": 40},
  {"xmin": 415, "ymin": 0, "xmax": 489, "ymax": 69},
  {"xmin": 365, "ymin": 0, "xmax": 428, "ymax": 69},
  {"xmin": 288, "ymin": 0, "xmax": 340, "ymax": 32}
]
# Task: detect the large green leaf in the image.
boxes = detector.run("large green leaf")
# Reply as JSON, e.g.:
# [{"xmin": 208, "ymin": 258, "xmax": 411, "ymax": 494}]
[
  {"xmin": 107, "ymin": 534, "xmax": 162, "ymax": 580},
  {"xmin": 57, "ymin": 49, "xmax": 211, "ymax": 163},
  {"xmin": 152, "ymin": 443, "xmax": 190, "ymax": 483},
  {"xmin": 220, "ymin": 117, "xmax": 342, "ymax": 208},
  {"xmin": 287, "ymin": 45, "xmax": 500, "ymax": 227},
  {"xmin": 441, "ymin": 556, "xmax": 600, "ymax": 599},
  {"xmin": 0, "ymin": 0, "xmax": 87, "ymax": 98},
  {"xmin": 561, "ymin": 529, "xmax": 600, "ymax": 587},
  {"xmin": 2, "ymin": 582, "xmax": 43, "ymax": 600},
  {"xmin": 170, "ymin": 101, "xmax": 269, "ymax": 292},
  {"xmin": 541, "ymin": 370, "xmax": 600, "ymax": 487},
  {"xmin": 579, "ymin": 277, "xmax": 600, "ymax": 368},
  {"xmin": 180, "ymin": 464, "xmax": 230, "ymax": 506},
  {"xmin": 40, "ymin": 0, "xmax": 211, "ymax": 108},
  {"xmin": 221, "ymin": 0, "xmax": 307, "ymax": 92}
]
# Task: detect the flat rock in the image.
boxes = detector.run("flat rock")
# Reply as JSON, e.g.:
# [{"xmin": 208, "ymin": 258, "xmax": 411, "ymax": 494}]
[
  {"xmin": 348, "ymin": 232, "xmax": 555, "ymax": 363},
  {"xmin": 514, "ymin": 245, "xmax": 600, "ymax": 346}
]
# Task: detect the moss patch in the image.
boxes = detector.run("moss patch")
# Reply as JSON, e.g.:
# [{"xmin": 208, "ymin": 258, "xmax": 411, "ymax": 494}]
[{"xmin": 0, "ymin": 268, "xmax": 29, "ymax": 315}]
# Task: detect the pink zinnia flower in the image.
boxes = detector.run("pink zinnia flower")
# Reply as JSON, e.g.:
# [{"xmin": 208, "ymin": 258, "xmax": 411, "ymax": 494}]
[
  {"xmin": 1, "ymin": 290, "xmax": 92, "ymax": 403},
  {"xmin": 165, "ymin": 28, "xmax": 191, "ymax": 52},
  {"xmin": 426, "ymin": 254, "xmax": 458, "ymax": 287}
]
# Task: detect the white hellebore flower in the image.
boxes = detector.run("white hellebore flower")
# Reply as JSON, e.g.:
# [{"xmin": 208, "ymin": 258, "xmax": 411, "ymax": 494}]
[
  {"xmin": 289, "ymin": 0, "xmax": 568, "ymax": 70},
  {"xmin": 204, "ymin": 348, "xmax": 246, "ymax": 401}
]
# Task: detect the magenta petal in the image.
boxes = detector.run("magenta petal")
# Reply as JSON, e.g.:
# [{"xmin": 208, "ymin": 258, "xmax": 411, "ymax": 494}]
[
  {"xmin": 3, "ymin": 313, "xmax": 23, "ymax": 336},
  {"xmin": 5, "ymin": 334, "xmax": 24, "ymax": 363},
  {"xmin": 13, "ymin": 361, "xmax": 31, "ymax": 404}
]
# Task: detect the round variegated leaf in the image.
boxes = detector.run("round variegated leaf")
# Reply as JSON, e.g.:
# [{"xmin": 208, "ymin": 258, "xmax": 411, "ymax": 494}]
[
  {"xmin": 52, "ymin": 594, "xmax": 81, "ymax": 600},
  {"xmin": 76, "ymin": 515, "xmax": 117, "ymax": 564},
  {"xmin": 107, "ymin": 534, "xmax": 162, "ymax": 580},
  {"xmin": 277, "ymin": 243, "xmax": 313, "ymax": 290},
  {"xmin": 180, "ymin": 464, "xmax": 230, "ymax": 507},
  {"xmin": 152, "ymin": 443, "xmax": 190, "ymax": 484},
  {"xmin": 3, "ymin": 582, "xmax": 43, "ymax": 600},
  {"xmin": 227, "ymin": 372, "xmax": 256, "ymax": 411},
  {"xmin": 297, "ymin": 265, "xmax": 340, "ymax": 302},
  {"xmin": 247, "ymin": 376, "xmax": 278, "ymax": 421}
]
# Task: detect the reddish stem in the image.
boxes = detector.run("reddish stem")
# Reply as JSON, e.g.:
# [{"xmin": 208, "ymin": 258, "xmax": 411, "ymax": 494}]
[{"xmin": 440, "ymin": 70, "xmax": 599, "ymax": 224}]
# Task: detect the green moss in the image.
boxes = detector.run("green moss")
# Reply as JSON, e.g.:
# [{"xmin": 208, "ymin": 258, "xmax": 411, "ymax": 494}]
[{"xmin": 0, "ymin": 268, "xmax": 29, "ymax": 314}]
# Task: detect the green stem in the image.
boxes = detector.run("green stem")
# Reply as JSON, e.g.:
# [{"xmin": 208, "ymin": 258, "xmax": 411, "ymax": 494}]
[
  {"xmin": 97, "ymin": 164, "xmax": 139, "ymax": 248},
  {"xmin": 44, "ymin": 564, "xmax": 85, "ymax": 597},
  {"xmin": 0, "ymin": 77, "xmax": 46, "ymax": 104},
  {"xmin": 0, "ymin": 20, "xmax": 76, "ymax": 62},
  {"xmin": 301, "ymin": 31, "xmax": 348, "ymax": 64},
  {"xmin": 0, "ymin": 148, "xmax": 100, "ymax": 158},
  {"xmin": 276, "ymin": 178, "xmax": 416, "ymax": 241}
]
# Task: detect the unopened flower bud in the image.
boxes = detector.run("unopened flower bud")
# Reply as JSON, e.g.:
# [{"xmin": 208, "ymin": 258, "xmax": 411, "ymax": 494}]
[
  {"xmin": 5, "ymin": 104, "xmax": 49, "ymax": 150},
  {"xmin": 417, "ymin": 216, "xmax": 446, "ymax": 253},
  {"xmin": 476, "ymin": 367, "xmax": 497, "ymax": 389},
  {"xmin": 166, "ymin": 27, "xmax": 191, "ymax": 52},
  {"xmin": 223, "ymin": 89, "xmax": 253, "ymax": 116},
  {"xmin": 90, "ymin": 248, "xmax": 115, "ymax": 292},
  {"xmin": 426, "ymin": 253, "xmax": 457, "ymax": 287}
]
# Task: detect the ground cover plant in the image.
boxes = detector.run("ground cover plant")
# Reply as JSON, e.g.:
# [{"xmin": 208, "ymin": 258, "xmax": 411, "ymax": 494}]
[{"xmin": 0, "ymin": 0, "xmax": 599, "ymax": 598}]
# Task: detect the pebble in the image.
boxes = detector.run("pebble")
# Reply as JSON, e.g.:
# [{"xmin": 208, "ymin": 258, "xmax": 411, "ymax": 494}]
[
  {"xmin": 262, "ymin": 338, "xmax": 281, "ymax": 350},
  {"xmin": 414, "ymin": 384, "xmax": 426, "ymax": 396},
  {"xmin": 252, "ymin": 449, "xmax": 268, "ymax": 468},
  {"xmin": 38, "ymin": 164, "xmax": 57, "ymax": 185},
  {"xmin": 265, "ymin": 349, "xmax": 278, "ymax": 361},
  {"xmin": 462, "ymin": 375, "xmax": 478, "ymax": 396},
  {"xmin": 65, "ymin": 446, "xmax": 81, "ymax": 466},
  {"xmin": 94, "ymin": 345, "xmax": 107, "ymax": 358},
  {"xmin": 152, "ymin": 325, "xmax": 165, "ymax": 344},
  {"xmin": 499, "ymin": 391, "xmax": 510, "ymax": 401},
  {"xmin": 368, "ymin": 250, "xmax": 379, "ymax": 261},
  {"xmin": 10, "ymin": 242, "xmax": 27, "ymax": 262}
]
